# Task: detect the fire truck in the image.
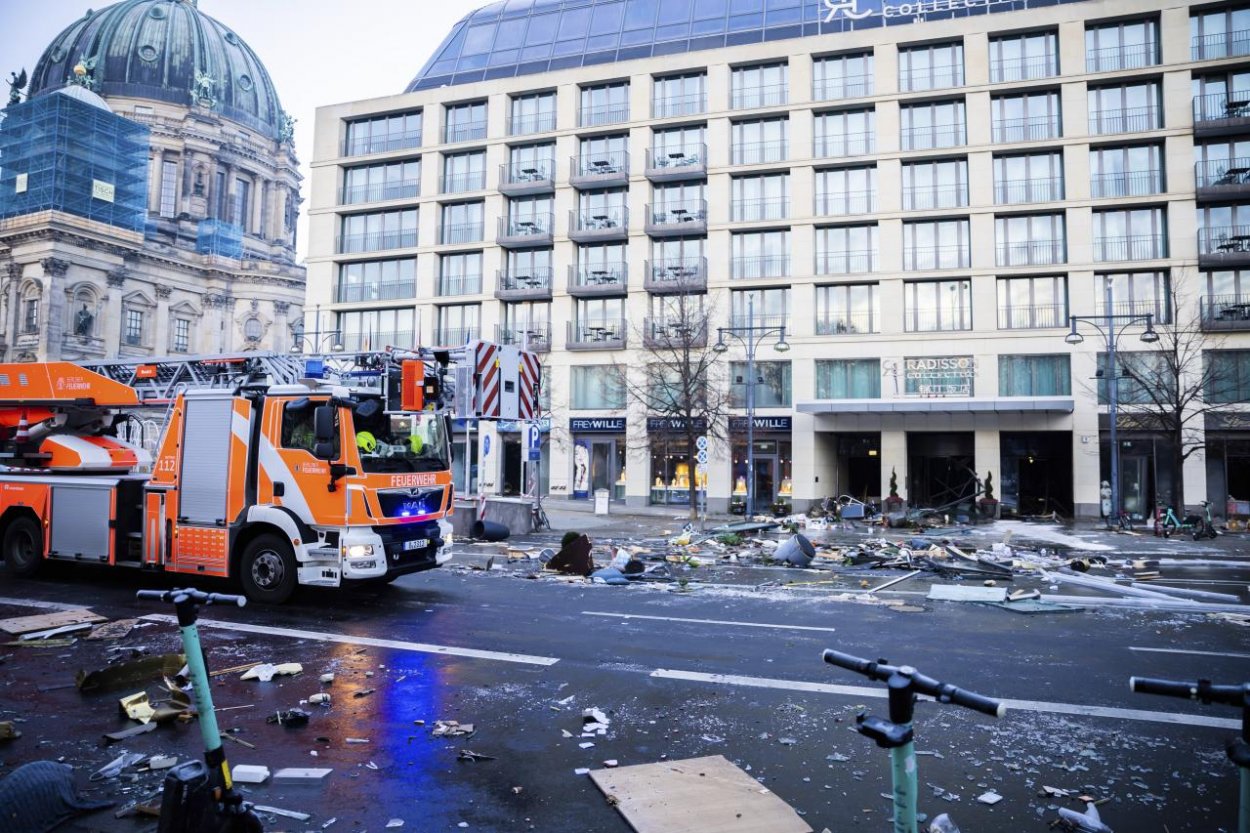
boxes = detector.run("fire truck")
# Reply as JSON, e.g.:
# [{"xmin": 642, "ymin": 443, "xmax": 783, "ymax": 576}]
[{"xmin": 0, "ymin": 342, "xmax": 540, "ymax": 603}]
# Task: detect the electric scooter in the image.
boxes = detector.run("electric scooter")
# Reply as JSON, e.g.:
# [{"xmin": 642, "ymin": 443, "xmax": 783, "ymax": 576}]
[
  {"xmin": 823, "ymin": 649, "xmax": 1006, "ymax": 833},
  {"xmin": 137, "ymin": 588, "xmax": 262, "ymax": 833}
]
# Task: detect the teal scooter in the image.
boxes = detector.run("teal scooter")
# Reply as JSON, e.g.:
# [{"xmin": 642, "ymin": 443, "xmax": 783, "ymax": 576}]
[
  {"xmin": 823, "ymin": 649, "xmax": 1006, "ymax": 833},
  {"xmin": 137, "ymin": 588, "xmax": 262, "ymax": 833}
]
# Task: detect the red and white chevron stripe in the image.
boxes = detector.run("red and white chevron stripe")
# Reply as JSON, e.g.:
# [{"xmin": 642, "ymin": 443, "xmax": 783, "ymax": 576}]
[
  {"xmin": 475, "ymin": 342, "xmax": 500, "ymax": 418},
  {"xmin": 518, "ymin": 350, "xmax": 541, "ymax": 420}
]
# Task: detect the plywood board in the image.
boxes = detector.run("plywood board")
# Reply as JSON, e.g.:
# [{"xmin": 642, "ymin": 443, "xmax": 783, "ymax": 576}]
[
  {"xmin": 0, "ymin": 608, "xmax": 105, "ymax": 635},
  {"xmin": 927, "ymin": 585, "xmax": 1007, "ymax": 602},
  {"xmin": 589, "ymin": 755, "xmax": 811, "ymax": 833}
]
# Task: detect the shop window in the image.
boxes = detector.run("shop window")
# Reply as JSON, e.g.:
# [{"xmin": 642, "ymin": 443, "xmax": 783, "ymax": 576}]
[{"xmin": 649, "ymin": 435, "xmax": 705, "ymax": 505}]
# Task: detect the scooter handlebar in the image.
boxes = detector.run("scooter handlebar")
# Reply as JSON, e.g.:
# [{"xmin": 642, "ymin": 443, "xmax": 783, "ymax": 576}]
[
  {"xmin": 136, "ymin": 588, "xmax": 247, "ymax": 608},
  {"xmin": 823, "ymin": 649, "xmax": 1006, "ymax": 718},
  {"xmin": 1131, "ymin": 676, "xmax": 1247, "ymax": 707}
]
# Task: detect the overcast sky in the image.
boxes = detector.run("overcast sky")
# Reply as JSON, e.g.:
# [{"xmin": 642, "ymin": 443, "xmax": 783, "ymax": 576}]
[{"xmin": 1, "ymin": 0, "xmax": 487, "ymax": 262}]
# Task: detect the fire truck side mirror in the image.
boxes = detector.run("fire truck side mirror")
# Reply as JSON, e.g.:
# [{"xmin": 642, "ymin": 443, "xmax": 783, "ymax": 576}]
[{"xmin": 313, "ymin": 405, "xmax": 336, "ymax": 445}]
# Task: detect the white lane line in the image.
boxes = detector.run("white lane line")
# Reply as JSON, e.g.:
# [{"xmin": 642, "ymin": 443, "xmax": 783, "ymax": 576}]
[
  {"xmin": 1130, "ymin": 646, "xmax": 1250, "ymax": 660},
  {"xmin": 583, "ymin": 611, "xmax": 837, "ymax": 633},
  {"xmin": 0, "ymin": 595, "xmax": 90, "ymax": 612},
  {"xmin": 140, "ymin": 614, "xmax": 559, "ymax": 667},
  {"xmin": 651, "ymin": 669, "xmax": 1240, "ymax": 730}
]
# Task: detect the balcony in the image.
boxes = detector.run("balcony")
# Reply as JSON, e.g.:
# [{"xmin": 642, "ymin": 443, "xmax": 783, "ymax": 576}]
[
  {"xmin": 729, "ymin": 312, "xmax": 787, "ymax": 329},
  {"xmin": 1090, "ymin": 170, "xmax": 1163, "ymax": 199},
  {"xmin": 1094, "ymin": 299, "xmax": 1170, "ymax": 324},
  {"xmin": 443, "ymin": 120, "xmax": 487, "ymax": 143},
  {"xmin": 902, "ymin": 186, "xmax": 967, "ymax": 212},
  {"xmin": 1195, "ymin": 92, "xmax": 1250, "ymax": 137},
  {"xmin": 990, "ymin": 56, "xmax": 1058, "ymax": 83},
  {"xmin": 337, "ymin": 230, "xmax": 418, "ymax": 254},
  {"xmin": 344, "ymin": 130, "xmax": 421, "ymax": 157},
  {"xmin": 995, "ymin": 177, "xmax": 1064, "ymax": 204},
  {"xmin": 496, "ymin": 323, "xmax": 552, "ymax": 352},
  {"xmin": 904, "ymin": 246, "xmax": 970, "ymax": 270},
  {"xmin": 1085, "ymin": 43, "xmax": 1158, "ymax": 73},
  {"xmin": 816, "ymin": 251, "xmax": 877, "ymax": 275},
  {"xmin": 439, "ymin": 171, "xmax": 486, "ymax": 194},
  {"xmin": 569, "ymin": 208, "xmax": 628, "ymax": 243},
  {"xmin": 991, "ymin": 115, "xmax": 1061, "ymax": 144},
  {"xmin": 578, "ymin": 102, "xmax": 629, "ymax": 128},
  {"xmin": 437, "ymin": 222, "xmax": 484, "ymax": 246},
  {"xmin": 815, "ymin": 311, "xmax": 878, "ymax": 335},
  {"xmin": 731, "ymin": 84, "xmax": 788, "ymax": 110},
  {"xmin": 1193, "ymin": 29, "xmax": 1250, "ymax": 61},
  {"xmin": 731, "ymin": 255, "xmax": 790, "ymax": 280},
  {"xmin": 496, "ymin": 214, "xmax": 554, "ymax": 248},
  {"xmin": 813, "ymin": 75, "xmax": 872, "ymax": 101},
  {"xmin": 567, "ymin": 320, "xmax": 626, "ymax": 350},
  {"xmin": 995, "ymin": 240, "xmax": 1066, "ymax": 267},
  {"xmin": 815, "ymin": 190, "xmax": 876, "ymax": 216},
  {"xmin": 335, "ymin": 280, "xmax": 417, "ymax": 303},
  {"xmin": 1088, "ymin": 106, "xmax": 1160, "ymax": 136},
  {"xmin": 507, "ymin": 111, "xmax": 556, "ymax": 136},
  {"xmin": 436, "ymin": 274, "xmax": 483, "ymax": 297},
  {"xmin": 340, "ymin": 179, "xmax": 420, "ymax": 205},
  {"xmin": 731, "ymin": 197, "xmax": 788, "ymax": 223},
  {"xmin": 434, "ymin": 327, "xmax": 480, "ymax": 347},
  {"xmin": 645, "ymin": 201, "xmax": 707, "ymax": 237},
  {"xmin": 815, "ymin": 132, "xmax": 874, "ymax": 157},
  {"xmin": 494, "ymin": 268, "xmax": 553, "ymax": 301},
  {"xmin": 645, "ymin": 144, "xmax": 707, "ymax": 182},
  {"xmin": 998, "ymin": 303, "xmax": 1067, "ymax": 329},
  {"xmin": 900, "ymin": 123, "xmax": 965, "ymax": 151},
  {"xmin": 498, "ymin": 161, "xmax": 555, "ymax": 196},
  {"xmin": 1200, "ymin": 294, "xmax": 1250, "ymax": 331},
  {"xmin": 652, "ymin": 93, "xmax": 706, "ymax": 119},
  {"xmin": 1196, "ymin": 158, "xmax": 1250, "ymax": 200},
  {"xmin": 643, "ymin": 317, "xmax": 708, "ymax": 349},
  {"xmin": 568, "ymin": 264, "xmax": 628, "ymax": 296},
  {"xmin": 645, "ymin": 257, "xmax": 707, "ymax": 294},
  {"xmin": 1199, "ymin": 225, "xmax": 1250, "ymax": 267},
  {"xmin": 570, "ymin": 152, "xmax": 629, "ymax": 189},
  {"xmin": 1093, "ymin": 234, "xmax": 1167, "ymax": 262}
]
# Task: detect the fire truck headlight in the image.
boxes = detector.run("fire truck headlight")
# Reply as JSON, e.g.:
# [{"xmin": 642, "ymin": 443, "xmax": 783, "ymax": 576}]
[{"xmin": 346, "ymin": 544, "xmax": 374, "ymax": 558}]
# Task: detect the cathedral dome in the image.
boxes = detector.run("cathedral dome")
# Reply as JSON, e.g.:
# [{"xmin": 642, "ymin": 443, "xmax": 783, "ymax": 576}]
[{"xmin": 27, "ymin": 0, "xmax": 286, "ymax": 139}]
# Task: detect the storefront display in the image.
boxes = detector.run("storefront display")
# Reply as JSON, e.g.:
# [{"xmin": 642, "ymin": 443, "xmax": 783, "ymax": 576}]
[
  {"xmin": 647, "ymin": 417, "xmax": 708, "ymax": 505},
  {"xmin": 730, "ymin": 416, "xmax": 793, "ymax": 511},
  {"xmin": 570, "ymin": 417, "xmax": 627, "ymax": 501}
]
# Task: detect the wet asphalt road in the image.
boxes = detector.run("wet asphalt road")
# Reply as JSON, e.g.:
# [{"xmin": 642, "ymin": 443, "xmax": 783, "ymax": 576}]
[{"xmin": 1, "ymin": 520, "xmax": 1248, "ymax": 833}]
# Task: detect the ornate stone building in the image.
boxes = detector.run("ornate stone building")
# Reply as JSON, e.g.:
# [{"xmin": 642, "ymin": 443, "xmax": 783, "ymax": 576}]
[{"xmin": 0, "ymin": 0, "xmax": 304, "ymax": 362}]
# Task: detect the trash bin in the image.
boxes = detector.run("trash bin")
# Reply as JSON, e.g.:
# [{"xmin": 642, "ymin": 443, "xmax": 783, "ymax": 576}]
[{"xmin": 594, "ymin": 488, "xmax": 610, "ymax": 515}]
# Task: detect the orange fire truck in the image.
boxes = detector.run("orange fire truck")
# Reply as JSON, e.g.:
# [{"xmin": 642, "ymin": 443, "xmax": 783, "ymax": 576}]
[{"xmin": 0, "ymin": 343, "xmax": 538, "ymax": 603}]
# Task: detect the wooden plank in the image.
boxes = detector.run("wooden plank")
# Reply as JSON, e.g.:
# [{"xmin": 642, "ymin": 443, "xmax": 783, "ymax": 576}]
[
  {"xmin": 0, "ymin": 609, "xmax": 105, "ymax": 636},
  {"xmin": 927, "ymin": 585, "xmax": 1007, "ymax": 602},
  {"xmin": 589, "ymin": 755, "xmax": 811, "ymax": 833}
]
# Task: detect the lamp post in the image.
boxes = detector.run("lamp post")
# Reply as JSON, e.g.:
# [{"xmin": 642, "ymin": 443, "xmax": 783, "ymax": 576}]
[
  {"xmin": 1064, "ymin": 280, "xmax": 1160, "ymax": 523},
  {"xmin": 714, "ymin": 294, "xmax": 789, "ymax": 517},
  {"xmin": 290, "ymin": 305, "xmax": 344, "ymax": 353}
]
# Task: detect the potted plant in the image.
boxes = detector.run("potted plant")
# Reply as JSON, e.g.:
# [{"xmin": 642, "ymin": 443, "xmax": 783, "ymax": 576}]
[
  {"xmin": 978, "ymin": 471, "xmax": 999, "ymax": 519},
  {"xmin": 883, "ymin": 467, "xmax": 904, "ymax": 512}
]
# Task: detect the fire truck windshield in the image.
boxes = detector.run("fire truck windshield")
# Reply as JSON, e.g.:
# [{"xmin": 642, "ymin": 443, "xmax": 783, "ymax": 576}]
[{"xmin": 352, "ymin": 408, "xmax": 450, "ymax": 474}]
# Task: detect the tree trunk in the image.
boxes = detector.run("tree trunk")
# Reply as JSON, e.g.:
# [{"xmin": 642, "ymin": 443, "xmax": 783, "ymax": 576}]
[{"xmin": 1172, "ymin": 441, "xmax": 1187, "ymax": 511}]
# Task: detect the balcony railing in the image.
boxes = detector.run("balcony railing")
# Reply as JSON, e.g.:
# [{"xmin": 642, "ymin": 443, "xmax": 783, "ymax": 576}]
[
  {"xmin": 813, "ymin": 75, "xmax": 873, "ymax": 101},
  {"xmin": 645, "ymin": 257, "xmax": 707, "ymax": 293},
  {"xmin": 507, "ymin": 111, "xmax": 556, "ymax": 136},
  {"xmin": 1196, "ymin": 157, "xmax": 1250, "ymax": 195},
  {"xmin": 814, "ymin": 190, "xmax": 875, "ymax": 215},
  {"xmin": 815, "ymin": 132, "xmax": 874, "ymax": 157},
  {"xmin": 337, "ymin": 230, "xmax": 418, "ymax": 254},
  {"xmin": 989, "ymin": 55, "xmax": 1058, "ymax": 83},
  {"xmin": 1093, "ymin": 299, "xmax": 1169, "ymax": 323},
  {"xmin": 646, "ymin": 144, "xmax": 707, "ymax": 180},
  {"xmin": 1193, "ymin": 29, "xmax": 1250, "ymax": 61},
  {"xmin": 438, "ymin": 222, "xmax": 484, "ymax": 245},
  {"xmin": 1090, "ymin": 170, "xmax": 1163, "ymax": 198},
  {"xmin": 335, "ymin": 280, "xmax": 417, "ymax": 303},
  {"xmin": 443, "ymin": 120, "xmax": 487, "ymax": 143},
  {"xmin": 816, "ymin": 251, "xmax": 877, "ymax": 274},
  {"xmin": 567, "ymin": 320, "xmax": 627, "ymax": 350},
  {"xmin": 341, "ymin": 331, "xmax": 411, "ymax": 352},
  {"xmin": 495, "ymin": 268, "xmax": 554, "ymax": 301},
  {"xmin": 1200, "ymin": 294, "xmax": 1250, "ymax": 330},
  {"xmin": 440, "ymin": 170, "xmax": 487, "ymax": 193},
  {"xmin": 1085, "ymin": 42, "xmax": 1158, "ymax": 73},
  {"xmin": 997, "ymin": 303, "xmax": 1067, "ymax": 329},
  {"xmin": 731, "ymin": 197, "xmax": 788, "ymax": 222},
  {"xmin": 496, "ymin": 214, "xmax": 554, "ymax": 247},
  {"xmin": 991, "ymin": 115, "xmax": 1061, "ymax": 143},
  {"xmin": 645, "ymin": 201, "xmax": 707, "ymax": 235},
  {"xmin": 570, "ymin": 152, "xmax": 629, "ymax": 187},
  {"xmin": 904, "ymin": 307, "xmax": 972, "ymax": 333},
  {"xmin": 569, "ymin": 208, "xmax": 628, "ymax": 241},
  {"xmin": 578, "ymin": 102, "xmax": 629, "ymax": 127},
  {"xmin": 1199, "ymin": 225, "xmax": 1250, "ymax": 264},
  {"xmin": 902, "ymin": 185, "xmax": 967, "ymax": 211},
  {"xmin": 904, "ymin": 245, "xmax": 970, "ymax": 270},
  {"xmin": 344, "ymin": 130, "xmax": 421, "ymax": 157},
  {"xmin": 815, "ymin": 311, "xmax": 878, "ymax": 335},
  {"xmin": 643, "ymin": 317, "xmax": 709, "ymax": 349},
  {"xmin": 568, "ymin": 264, "xmax": 628, "ymax": 295},
  {"xmin": 995, "ymin": 240, "xmax": 1066, "ymax": 266},
  {"xmin": 340, "ymin": 179, "xmax": 420, "ymax": 205},
  {"xmin": 899, "ymin": 64, "xmax": 963, "ymax": 92},
  {"xmin": 731, "ymin": 141, "xmax": 788, "ymax": 165},
  {"xmin": 496, "ymin": 323, "xmax": 552, "ymax": 351},
  {"xmin": 652, "ymin": 93, "xmax": 706, "ymax": 119},
  {"xmin": 435, "ymin": 327, "xmax": 480, "ymax": 346},
  {"xmin": 498, "ymin": 161, "xmax": 555, "ymax": 194},
  {"xmin": 731, "ymin": 255, "xmax": 790, "ymax": 279},
  {"xmin": 1194, "ymin": 92, "xmax": 1250, "ymax": 132},
  {"xmin": 730, "ymin": 312, "xmax": 787, "ymax": 329},
  {"xmin": 995, "ymin": 177, "xmax": 1064, "ymax": 204},
  {"xmin": 437, "ymin": 273, "xmax": 483, "ymax": 296},
  {"xmin": 900, "ymin": 123, "xmax": 965, "ymax": 151},
  {"xmin": 731, "ymin": 84, "xmax": 788, "ymax": 109},
  {"xmin": 1088, "ymin": 106, "xmax": 1160, "ymax": 135},
  {"xmin": 1093, "ymin": 234, "xmax": 1167, "ymax": 261}
]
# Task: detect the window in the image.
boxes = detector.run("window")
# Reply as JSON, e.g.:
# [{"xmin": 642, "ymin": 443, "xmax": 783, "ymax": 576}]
[
  {"xmin": 651, "ymin": 181, "xmax": 706, "ymax": 222},
  {"xmin": 231, "ymin": 177, "xmax": 251, "ymax": 230},
  {"xmin": 899, "ymin": 42, "xmax": 963, "ymax": 92},
  {"xmin": 510, "ymin": 91, "xmax": 556, "ymax": 135},
  {"xmin": 160, "ymin": 160, "xmax": 178, "ymax": 218},
  {"xmin": 999, "ymin": 355, "xmax": 1071, "ymax": 396},
  {"xmin": 901, "ymin": 158, "xmax": 967, "ymax": 211},
  {"xmin": 731, "ymin": 230, "xmax": 790, "ymax": 279},
  {"xmin": 732, "ymin": 173, "xmax": 788, "ymax": 222},
  {"xmin": 904, "ymin": 219, "xmax": 970, "ymax": 270},
  {"xmin": 994, "ymin": 152, "xmax": 1063, "ymax": 204},
  {"xmin": 442, "ymin": 151, "xmax": 486, "ymax": 193},
  {"xmin": 815, "ymin": 166, "xmax": 876, "ymax": 215},
  {"xmin": 1205, "ymin": 268, "xmax": 1250, "ymax": 307},
  {"xmin": 337, "ymin": 258, "xmax": 417, "ymax": 302},
  {"xmin": 1097, "ymin": 352, "xmax": 1172, "ymax": 404},
  {"xmin": 1093, "ymin": 207, "xmax": 1167, "ymax": 261},
  {"xmin": 576, "ymin": 189, "xmax": 628, "ymax": 231},
  {"xmin": 508, "ymin": 248, "xmax": 554, "ymax": 284},
  {"xmin": 816, "ymin": 359, "xmax": 880, "ymax": 398},
  {"xmin": 243, "ymin": 317, "xmax": 263, "ymax": 342},
  {"xmin": 1086, "ymin": 18, "xmax": 1159, "ymax": 72},
  {"xmin": 813, "ymin": 52, "xmax": 873, "ymax": 100},
  {"xmin": 338, "ymin": 209, "xmax": 418, "ymax": 253},
  {"xmin": 731, "ymin": 62, "xmax": 788, "ymax": 109},
  {"xmin": 815, "ymin": 283, "xmax": 879, "ymax": 334},
  {"xmin": 440, "ymin": 201, "xmax": 484, "ymax": 245},
  {"xmin": 281, "ymin": 401, "xmax": 337, "ymax": 456},
  {"xmin": 731, "ymin": 117, "xmax": 788, "ymax": 165},
  {"xmin": 651, "ymin": 124, "xmax": 706, "ymax": 169},
  {"xmin": 1195, "ymin": 139, "xmax": 1250, "ymax": 188},
  {"xmin": 816, "ymin": 225, "xmax": 877, "ymax": 275},
  {"xmin": 444, "ymin": 100, "xmax": 487, "ymax": 143},
  {"xmin": 995, "ymin": 214, "xmax": 1066, "ymax": 266},
  {"xmin": 814, "ymin": 108, "xmax": 874, "ymax": 157},
  {"xmin": 125, "ymin": 308, "xmax": 145, "ymax": 346},
  {"xmin": 900, "ymin": 100, "xmax": 966, "ymax": 151},
  {"xmin": 730, "ymin": 361, "xmax": 791, "ymax": 408},
  {"xmin": 21, "ymin": 299, "xmax": 37, "ymax": 333},
  {"xmin": 730, "ymin": 288, "xmax": 789, "ymax": 329},
  {"xmin": 502, "ymin": 300, "xmax": 552, "ymax": 333},
  {"xmin": 1096, "ymin": 270, "xmax": 1171, "ymax": 322},
  {"xmin": 653, "ymin": 72, "xmax": 706, "ymax": 118},
  {"xmin": 1206, "ymin": 350, "xmax": 1250, "ymax": 403},
  {"xmin": 437, "ymin": 303, "xmax": 480, "ymax": 344},
  {"xmin": 1090, "ymin": 144, "xmax": 1164, "ymax": 198},
  {"xmin": 1194, "ymin": 69, "xmax": 1250, "ymax": 123},
  {"xmin": 580, "ymin": 81, "xmax": 629, "ymax": 127},
  {"xmin": 1192, "ymin": 6, "xmax": 1250, "ymax": 61},
  {"xmin": 905, "ymin": 279, "xmax": 971, "ymax": 332},
  {"xmin": 213, "ymin": 171, "xmax": 227, "ymax": 220},
  {"xmin": 998, "ymin": 276, "xmax": 1067, "ymax": 329},
  {"xmin": 508, "ymin": 142, "xmax": 556, "ymax": 181},
  {"xmin": 173, "ymin": 318, "xmax": 191, "ymax": 352},
  {"xmin": 577, "ymin": 134, "xmax": 629, "ymax": 176},
  {"xmin": 572, "ymin": 366, "xmax": 625, "ymax": 410},
  {"xmin": 1199, "ymin": 204, "xmax": 1250, "ymax": 257},
  {"xmin": 345, "ymin": 111, "xmax": 422, "ymax": 155},
  {"xmin": 991, "ymin": 91, "xmax": 1061, "ymax": 143},
  {"xmin": 439, "ymin": 252, "xmax": 483, "ymax": 296},
  {"xmin": 989, "ymin": 30, "xmax": 1058, "ymax": 83},
  {"xmin": 1088, "ymin": 81, "xmax": 1162, "ymax": 135},
  {"xmin": 342, "ymin": 160, "xmax": 421, "ymax": 204},
  {"xmin": 337, "ymin": 308, "xmax": 415, "ymax": 352},
  {"xmin": 506, "ymin": 194, "xmax": 555, "ymax": 235},
  {"xmin": 575, "ymin": 242, "xmax": 628, "ymax": 284},
  {"xmin": 573, "ymin": 297, "xmax": 626, "ymax": 343}
]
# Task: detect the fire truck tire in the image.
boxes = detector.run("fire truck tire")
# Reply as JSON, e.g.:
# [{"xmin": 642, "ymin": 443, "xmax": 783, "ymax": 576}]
[
  {"xmin": 240, "ymin": 534, "xmax": 297, "ymax": 604},
  {"xmin": 2, "ymin": 516, "xmax": 42, "ymax": 578}
]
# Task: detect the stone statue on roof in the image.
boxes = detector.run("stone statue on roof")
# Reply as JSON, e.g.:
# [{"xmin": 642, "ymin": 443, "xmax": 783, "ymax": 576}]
[{"xmin": 6, "ymin": 69, "xmax": 26, "ymax": 107}]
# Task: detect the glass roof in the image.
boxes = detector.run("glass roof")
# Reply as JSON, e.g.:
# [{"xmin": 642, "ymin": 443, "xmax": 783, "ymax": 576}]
[{"xmin": 406, "ymin": 0, "xmax": 1090, "ymax": 92}]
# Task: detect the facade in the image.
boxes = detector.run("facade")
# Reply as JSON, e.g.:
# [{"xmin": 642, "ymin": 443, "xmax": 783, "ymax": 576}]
[
  {"xmin": 308, "ymin": 0, "xmax": 1250, "ymax": 518},
  {"xmin": 0, "ymin": 0, "xmax": 305, "ymax": 363}
]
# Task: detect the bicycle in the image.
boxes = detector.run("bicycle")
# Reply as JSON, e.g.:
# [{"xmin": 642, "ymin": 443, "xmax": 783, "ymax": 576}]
[
  {"xmin": 1154, "ymin": 500, "xmax": 1219, "ymax": 540},
  {"xmin": 822, "ymin": 648, "xmax": 1006, "ymax": 833},
  {"xmin": 1153, "ymin": 502, "xmax": 1190, "ymax": 538},
  {"xmin": 1105, "ymin": 508, "xmax": 1133, "ymax": 533},
  {"xmin": 531, "ymin": 493, "xmax": 551, "ymax": 533}
]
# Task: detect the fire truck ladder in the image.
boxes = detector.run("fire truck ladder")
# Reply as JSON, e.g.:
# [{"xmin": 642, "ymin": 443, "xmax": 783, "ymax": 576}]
[{"xmin": 79, "ymin": 353, "xmax": 335, "ymax": 404}]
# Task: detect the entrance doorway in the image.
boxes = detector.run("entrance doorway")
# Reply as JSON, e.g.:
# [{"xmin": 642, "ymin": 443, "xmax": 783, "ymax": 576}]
[
  {"xmin": 837, "ymin": 433, "xmax": 881, "ymax": 500},
  {"xmin": 1000, "ymin": 432, "xmax": 1072, "ymax": 517},
  {"xmin": 907, "ymin": 432, "xmax": 976, "ymax": 509},
  {"xmin": 754, "ymin": 456, "xmax": 776, "ymax": 508},
  {"xmin": 501, "ymin": 436, "xmax": 522, "ymax": 496}
]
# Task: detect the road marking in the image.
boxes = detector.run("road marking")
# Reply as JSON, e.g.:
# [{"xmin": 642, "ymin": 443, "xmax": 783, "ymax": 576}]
[
  {"xmin": 141, "ymin": 614, "xmax": 559, "ymax": 667},
  {"xmin": 583, "ymin": 611, "xmax": 837, "ymax": 633},
  {"xmin": 0, "ymin": 595, "xmax": 91, "ymax": 612},
  {"xmin": 651, "ymin": 669, "xmax": 1240, "ymax": 730},
  {"xmin": 1130, "ymin": 646, "xmax": 1250, "ymax": 660}
]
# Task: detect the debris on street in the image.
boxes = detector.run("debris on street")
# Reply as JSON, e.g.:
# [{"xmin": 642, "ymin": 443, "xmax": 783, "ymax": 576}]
[{"xmin": 240, "ymin": 661, "xmax": 303, "ymax": 681}]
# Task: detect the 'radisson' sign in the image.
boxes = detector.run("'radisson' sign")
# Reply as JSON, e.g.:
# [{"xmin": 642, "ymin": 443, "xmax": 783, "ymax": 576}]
[{"xmin": 822, "ymin": 0, "xmax": 1082, "ymax": 24}]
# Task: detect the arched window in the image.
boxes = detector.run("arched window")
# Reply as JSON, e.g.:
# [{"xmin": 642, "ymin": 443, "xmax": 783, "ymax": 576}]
[
  {"xmin": 244, "ymin": 316, "xmax": 263, "ymax": 342},
  {"xmin": 19, "ymin": 281, "xmax": 41, "ymax": 334}
]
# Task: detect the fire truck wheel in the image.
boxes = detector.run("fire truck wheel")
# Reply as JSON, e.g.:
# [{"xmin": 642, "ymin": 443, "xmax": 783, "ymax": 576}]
[
  {"xmin": 240, "ymin": 534, "xmax": 296, "ymax": 604},
  {"xmin": 2, "ymin": 516, "xmax": 42, "ymax": 578}
]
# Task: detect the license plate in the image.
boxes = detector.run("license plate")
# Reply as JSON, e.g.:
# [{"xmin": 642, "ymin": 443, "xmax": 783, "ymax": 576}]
[{"xmin": 403, "ymin": 538, "xmax": 429, "ymax": 551}]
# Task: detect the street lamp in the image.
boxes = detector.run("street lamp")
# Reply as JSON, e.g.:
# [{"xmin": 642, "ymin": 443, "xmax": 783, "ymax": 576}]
[
  {"xmin": 290, "ymin": 305, "xmax": 345, "ymax": 353},
  {"xmin": 1064, "ymin": 280, "xmax": 1160, "ymax": 524},
  {"xmin": 714, "ymin": 293, "xmax": 789, "ymax": 517}
]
